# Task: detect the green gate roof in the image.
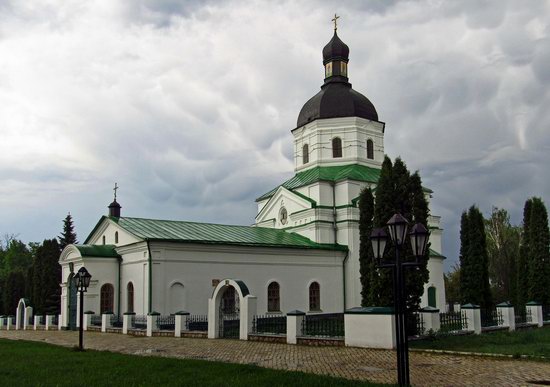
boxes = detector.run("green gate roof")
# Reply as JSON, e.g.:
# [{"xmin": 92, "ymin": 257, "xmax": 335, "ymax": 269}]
[
  {"xmin": 87, "ymin": 216, "xmax": 347, "ymax": 252},
  {"xmin": 256, "ymin": 164, "xmax": 381, "ymax": 202},
  {"xmin": 74, "ymin": 244, "xmax": 120, "ymax": 258}
]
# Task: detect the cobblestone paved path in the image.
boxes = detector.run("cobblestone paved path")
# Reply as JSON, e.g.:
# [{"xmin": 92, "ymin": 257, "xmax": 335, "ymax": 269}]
[{"xmin": 1, "ymin": 330, "xmax": 549, "ymax": 386}]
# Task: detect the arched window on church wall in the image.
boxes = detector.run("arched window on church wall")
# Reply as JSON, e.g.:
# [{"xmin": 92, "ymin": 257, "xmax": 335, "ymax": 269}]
[
  {"xmin": 102, "ymin": 235, "xmax": 106, "ymax": 245},
  {"xmin": 302, "ymin": 144, "xmax": 309, "ymax": 164},
  {"xmin": 309, "ymin": 282, "xmax": 320, "ymax": 311},
  {"xmin": 127, "ymin": 282, "xmax": 134, "ymax": 313},
  {"xmin": 267, "ymin": 282, "xmax": 280, "ymax": 312},
  {"xmin": 367, "ymin": 139, "xmax": 374, "ymax": 160},
  {"xmin": 100, "ymin": 284, "xmax": 114, "ymax": 314},
  {"xmin": 115, "ymin": 231, "xmax": 119, "ymax": 244},
  {"xmin": 332, "ymin": 137, "xmax": 342, "ymax": 158}
]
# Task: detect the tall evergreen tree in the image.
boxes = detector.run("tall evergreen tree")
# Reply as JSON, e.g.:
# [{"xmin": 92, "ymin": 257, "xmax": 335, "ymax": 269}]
[
  {"xmin": 58, "ymin": 213, "xmax": 77, "ymax": 250},
  {"xmin": 358, "ymin": 187, "xmax": 375, "ymax": 306},
  {"xmin": 517, "ymin": 199, "xmax": 532, "ymax": 307},
  {"xmin": 459, "ymin": 206, "xmax": 492, "ymax": 308},
  {"xmin": 361, "ymin": 156, "xmax": 431, "ymax": 310},
  {"xmin": 527, "ymin": 197, "xmax": 550, "ymax": 304},
  {"xmin": 31, "ymin": 239, "xmax": 62, "ymax": 314}
]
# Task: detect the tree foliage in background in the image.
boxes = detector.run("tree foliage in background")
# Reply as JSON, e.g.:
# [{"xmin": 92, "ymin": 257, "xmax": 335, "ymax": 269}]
[
  {"xmin": 58, "ymin": 213, "xmax": 78, "ymax": 250},
  {"xmin": 358, "ymin": 187, "xmax": 375, "ymax": 306},
  {"xmin": 485, "ymin": 207, "xmax": 521, "ymax": 304},
  {"xmin": 525, "ymin": 197, "xmax": 550, "ymax": 304},
  {"xmin": 517, "ymin": 199, "xmax": 532, "ymax": 308},
  {"xmin": 32, "ymin": 239, "xmax": 62, "ymax": 314},
  {"xmin": 360, "ymin": 156, "xmax": 430, "ymax": 311},
  {"xmin": 2, "ymin": 270, "xmax": 26, "ymax": 315},
  {"xmin": 444, "ymin": 263, "xmax": 461, "ymax": 306},
  {"xmin": 459, "ymin": 205, "xmax": 492, "ymax": 308}
]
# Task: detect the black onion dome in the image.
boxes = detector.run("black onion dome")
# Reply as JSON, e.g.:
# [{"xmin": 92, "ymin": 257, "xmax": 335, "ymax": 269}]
[
  {"xmin": 322, "ymin": 32, "xmax": 349, "ymax": 64},
  {"xmin": 297, "ymin": 31, "xmax": 378, "ymax": 128},
  {"xmin": 297, "ymin": 83, "xmax": 378, "ymax": 127}
]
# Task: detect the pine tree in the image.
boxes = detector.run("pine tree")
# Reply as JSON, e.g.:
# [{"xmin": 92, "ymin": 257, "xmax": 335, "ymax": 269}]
[
  {"xmin": 358, "ymin": 187, "xmax": 375, "ymax": 306},
  {"xmin": 58, "ymin": 213, "xmax": 77, "ymax": 250},
  {"xmin": 361, "ymin": 156, "xmax": 431, "ymax": 310},
  {"xmin": 2, "ymin": 270, "xmax": 25, "ymax": 315},
  {"xmin": 31, "ymin": 239, "xmax": 62, "ymax": 314},
  {"xmin": 517, "ymin": 199, "xmax": 532, "ymax": 307},
  {"xmin": 459, "ymin": 206, "xmax": 492, "ymax": 308},
  {"xmin": 527, "ymin": 198, "xmax": 550, "ymax": 304}
]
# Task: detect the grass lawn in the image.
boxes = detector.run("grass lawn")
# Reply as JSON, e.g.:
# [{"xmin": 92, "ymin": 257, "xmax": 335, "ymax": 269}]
[
  {"xmin": 0, "ymin": 339, "xmax": 388, "ymax": 386},
  {"xmin": 410, "ymin": 325, "xmax": 550, "ymax": 359}
]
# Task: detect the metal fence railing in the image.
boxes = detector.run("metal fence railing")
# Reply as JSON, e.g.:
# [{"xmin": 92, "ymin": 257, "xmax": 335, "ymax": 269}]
[
  {"xmin": 52, "ymin": 315, "xmax": 59, "ymax": 326},
  {"xmin": 515, "ymin": 307, "xmax": 533, "ymax": 326},
  {"xmin": 157, "ymin": 315, "xmax": 175, "ymax": 331},
  {"xmin": 481, "ymin": 308, "xmax": 503, "ymax": 328},
  {"xmin": 252, "ymin": 315, "xmax": 287, "ymax": 335},
  {"xmin": 301, "ymin": 313, "xmax": 344, "ymax": 338},
  {"xmin": 543, "ymin": 305, "xmax": 550, "ymax": 322},
  {"xmin": 90, "ymin": 315, "xmax": 102, "ymax": 327},
  {"xmin": 185, "ymin": 315, "xmax": 208, "ymax": 332},
  {"xmin": 110, "ymin": 314, "xmax": 123, "ymax": 328},
  {"xmin": 39, "ymin": 315, "xmax": 45, "ymax": 325},
  {"xmin": 132, "ymin": 315, "xmax": 147, "ymax": 329},
  {"xmin": 406, "ymin": 312, "xmax": 425, "ymax": 337},
  {"xmin": 439, "ymin": 311, "xmax": 467, "ymax": 333}
]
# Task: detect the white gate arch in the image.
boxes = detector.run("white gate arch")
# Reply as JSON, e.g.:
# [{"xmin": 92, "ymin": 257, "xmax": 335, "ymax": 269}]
[
  {"xmin": 15, "ymin": 298, "xmax": 33, "ymax": 330},
  {"xmin": 207, "ymin": 279, "xmax": 256, "ymax": 340}
]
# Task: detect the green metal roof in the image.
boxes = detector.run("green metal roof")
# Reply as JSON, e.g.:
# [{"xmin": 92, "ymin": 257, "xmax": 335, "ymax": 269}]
[
  {"xmin": 75, "ymin": 244, "xmax": 120, "ymax": 258},
  {"xmin": 101, "ymin": 217, "xmax": 346, "ymax": 251},
  {"xmin": 429, "ymin": 248, "xmax": 446, "ymax": 259},
  {"xmin": 256, "ymin": 164, "xmax": 381, "ymax": 202}
]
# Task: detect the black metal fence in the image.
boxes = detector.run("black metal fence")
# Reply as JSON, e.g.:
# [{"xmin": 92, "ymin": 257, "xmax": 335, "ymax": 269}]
[
  {"xmin": 51, "ymin": 315, "xmax": 59, "ymax": 326},
  {"xmin": 481, "ymin": 308, "xmax": 503, "ymax": 328},
  {"xmin": 301, "ymin": 313, "xmax": 344, "ymax": 338},
  {"xmin": 185, "ymin": 315, "xmax": 208, "ymax": 332},
  {"xmin": 515, "ymin": 307, "xmax": 533, "ymax": 325},
  {"xmin": 252, "ymin": 315, "xmax": 287, "ymax": 335},
  {"xmin": 157, "ymin": 315, "xmax": 175, "ymax": 331},
  {"xmin": 406, "ymin": 312, "xmax": 425, "ymax": 337},
  {"xmin": 542, "ymin": 305, "xmax": 550, "ymax": 322},
  {"xmin": 90, "ymin": 315, "xmax": 102, "ymax": 327},
  {"xmin": 132, "ymin": 315, "xmax": 147, "ymax": 329},
  {"xmin": 439, "ymin": 311, "xmax": 467, "ymax": 333},
  {"xmin": 110, "ymin": 314, "xmax": 123, "ymax": 328},
  {"xmin": 39, "ymin": 315, "xmax": 45, "ymax": 325}
]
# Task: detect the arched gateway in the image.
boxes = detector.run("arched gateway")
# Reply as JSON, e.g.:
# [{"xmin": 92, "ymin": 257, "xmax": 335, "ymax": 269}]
[{"xmin": 208, "ymin": 279, "xmax": 256, "ymax": 340}]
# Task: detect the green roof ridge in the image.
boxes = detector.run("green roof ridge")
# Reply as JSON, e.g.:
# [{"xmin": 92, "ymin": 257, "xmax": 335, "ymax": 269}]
[{"xmin": 256, "ymin": 164, "xmax": 382, "ymax": 202}]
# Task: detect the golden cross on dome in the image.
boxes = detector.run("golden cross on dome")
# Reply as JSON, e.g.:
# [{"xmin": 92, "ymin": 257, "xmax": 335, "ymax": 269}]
[
  {"xmin": 113, "ymin": 182, "xmax": 119, "ymax": 201},
  {"xmin": 332, "ymin": 13, "xmax": 340, "ymax": 31}
]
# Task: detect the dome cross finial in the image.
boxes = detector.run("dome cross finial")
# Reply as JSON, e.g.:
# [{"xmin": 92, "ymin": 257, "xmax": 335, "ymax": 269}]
[
  {"xmin": 113, "ymin": 182, "xmax": 119, "ymax": 201},
  {"xmin": 332, "ymin": 13, "xmax": 340, "ymax": 32}
]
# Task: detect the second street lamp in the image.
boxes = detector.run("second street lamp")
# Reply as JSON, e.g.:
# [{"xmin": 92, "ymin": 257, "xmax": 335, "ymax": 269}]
[
  {"xmin": 74, "ymin": 267, "xmax": 92, "ymax": 351},
  {"xmin": 370, "ymin": 213, "xmax": 430, "ymax": 387}
]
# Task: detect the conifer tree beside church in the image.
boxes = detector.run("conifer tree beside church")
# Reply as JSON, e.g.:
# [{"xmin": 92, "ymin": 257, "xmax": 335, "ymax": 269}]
[
  {"xmin": 459, "ymin": 206, "xmax": 492, "ymax": 308},
  {"xmin": 58, "ymin": 213, "xmax": 77, "ymax": 250},
  {"xmin": 526, "ymin": 197, "xmax": 550, "ymax": 304},
  {"xmin": 32, "ymin": 239, "xmax": 61, "ymax": 314},
  {"xmin": 358, "ymin": 187, "xmax": 375, "ymax": 306},
  {"xmin": 516, "ymin": 199, "xmax": 532, "ymax": 307},
  {"xmin": 360, "ymin": 156, "xmax": 430, "ymax": 310}
]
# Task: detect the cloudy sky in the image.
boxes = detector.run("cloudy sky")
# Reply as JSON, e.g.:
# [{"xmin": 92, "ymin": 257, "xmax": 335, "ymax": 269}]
[{"xmin": 1, "ymin": 0, "xmax": 549, "ymax": 271}]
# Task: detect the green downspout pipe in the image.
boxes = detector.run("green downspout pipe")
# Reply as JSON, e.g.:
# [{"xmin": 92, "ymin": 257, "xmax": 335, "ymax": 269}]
[{"xmin": 146, "ymin": 239, "xmax": 153, "ymax": 314}]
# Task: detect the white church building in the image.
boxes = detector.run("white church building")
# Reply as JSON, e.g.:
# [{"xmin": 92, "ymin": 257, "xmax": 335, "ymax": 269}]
[{"xmin": 59, "ymin": 29, "xmax": 446, "ymax": 330}]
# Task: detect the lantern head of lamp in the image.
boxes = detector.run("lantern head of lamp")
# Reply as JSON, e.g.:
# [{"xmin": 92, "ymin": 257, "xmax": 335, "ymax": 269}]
[
  {"xmin": 370, "ymin": 228, "xmax": 388, "ymax": 265},
  {"xmin": 409, "ymin": 223, "xmax": 430, "ymax": 262},
  {"xmin": 76, "ymin": 267, "xmax": 92, "ymax": 292},
  {"xmin": 386, "ymin": 213, "xmax": 409, "ymax": 247}
]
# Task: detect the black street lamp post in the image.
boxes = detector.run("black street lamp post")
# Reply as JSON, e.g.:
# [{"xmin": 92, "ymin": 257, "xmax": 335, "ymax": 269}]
[
  {"xmin": 73, "ymin": 267, "xmax": 92, "ymax": 351},
  {"xmin": 370, "ymin": 214, "xmax": 429, "ymax": 387}
]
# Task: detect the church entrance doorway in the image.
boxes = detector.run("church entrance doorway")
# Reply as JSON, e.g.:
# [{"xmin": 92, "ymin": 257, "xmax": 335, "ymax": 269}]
[
  {"xmin": 68, "ymin": 274, "xmax": 77, "ymax": 330},
  {"xmin": 218, "ymin": 286, "xmax": 240, "ymax": 338}
]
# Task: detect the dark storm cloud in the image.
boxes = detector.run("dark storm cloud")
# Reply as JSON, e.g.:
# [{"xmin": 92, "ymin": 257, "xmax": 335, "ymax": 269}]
[{"xmin": 1, "ymin": 0, "xmax": 549, "ymax": 272}]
